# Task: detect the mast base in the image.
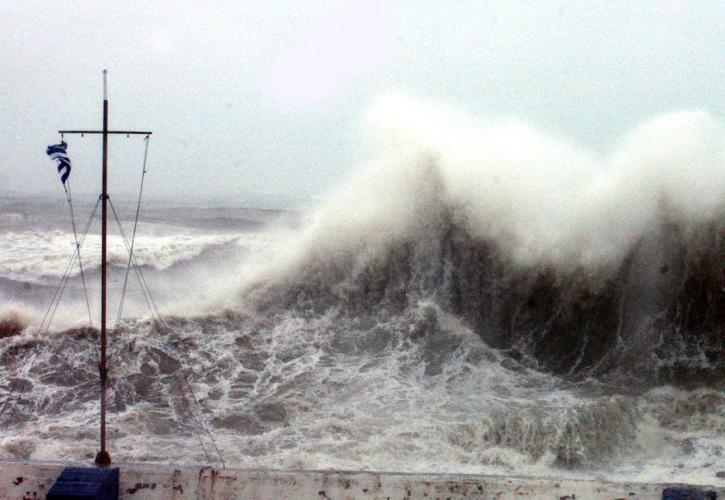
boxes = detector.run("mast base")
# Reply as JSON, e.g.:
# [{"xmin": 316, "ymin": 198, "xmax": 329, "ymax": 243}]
[{"xmin": 94, "ymin": 450, "xmax": 112, "ymax": 467}]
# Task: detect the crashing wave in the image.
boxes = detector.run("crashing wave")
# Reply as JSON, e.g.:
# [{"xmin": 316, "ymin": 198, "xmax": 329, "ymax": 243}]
[{"xmin": 245, "ymin": 97, "xmax": 725, "ymax": 385}]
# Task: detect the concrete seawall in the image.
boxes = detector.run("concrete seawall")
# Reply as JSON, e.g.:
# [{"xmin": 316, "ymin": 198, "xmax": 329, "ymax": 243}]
[{"xmin": 1, "ymin": 460, "xmax": 723, "ymax": 499}]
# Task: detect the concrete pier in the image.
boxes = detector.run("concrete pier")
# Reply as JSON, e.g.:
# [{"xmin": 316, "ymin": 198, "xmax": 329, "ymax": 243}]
[{"xmin": 1, "ymin": 460, "xmax": 722, "ymax": 499}]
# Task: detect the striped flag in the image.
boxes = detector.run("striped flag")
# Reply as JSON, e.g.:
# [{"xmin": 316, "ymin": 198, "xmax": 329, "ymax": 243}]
[{"xmin": 46, "ymin": 141, "xmax": 72, "ymax": 186}]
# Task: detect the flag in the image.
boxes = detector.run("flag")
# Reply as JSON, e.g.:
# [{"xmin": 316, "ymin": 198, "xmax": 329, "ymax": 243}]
[{"xmin": 46, "ymin": 141, "xmax": 72, "ymax": 186}]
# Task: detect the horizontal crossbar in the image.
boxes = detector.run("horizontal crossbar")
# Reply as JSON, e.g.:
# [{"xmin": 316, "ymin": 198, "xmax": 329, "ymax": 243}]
[{"xmin": 58, "ymin": 130, "xmax": 152, "ymax": 135}]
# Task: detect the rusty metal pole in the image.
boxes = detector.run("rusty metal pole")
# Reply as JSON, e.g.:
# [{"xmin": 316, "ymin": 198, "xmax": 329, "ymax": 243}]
[{"xmin": 95, "ymin": 69, "xmax": 111, "ymax": 467}]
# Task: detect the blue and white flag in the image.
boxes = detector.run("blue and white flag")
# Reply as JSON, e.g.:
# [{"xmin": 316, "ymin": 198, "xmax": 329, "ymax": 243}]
[{"xmin": 46, "ymin": 141, "xmax": 71, "ymax": 186}]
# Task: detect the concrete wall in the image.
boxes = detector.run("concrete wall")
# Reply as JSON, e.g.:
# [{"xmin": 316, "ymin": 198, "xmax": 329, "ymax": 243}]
[{"xmin": 1, "ymin": 460, "xmax": 722, "ymax": 499}]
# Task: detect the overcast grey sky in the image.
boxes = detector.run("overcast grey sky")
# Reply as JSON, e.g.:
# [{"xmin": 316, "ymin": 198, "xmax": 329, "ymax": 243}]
[{"xmin": 1, "ymin": 0, "xmax": 722, "ymax": 203}]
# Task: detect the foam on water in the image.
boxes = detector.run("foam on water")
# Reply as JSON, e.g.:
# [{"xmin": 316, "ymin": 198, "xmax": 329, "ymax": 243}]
[
  {"xmin": 1, "ymin": 302, "xmax": 722, "ymax": 483},
  {"xmin": 0, "ymin": 97, "xmax": 723, "ymax": 486},
  {"xmin": 0, "ymin": 229, "xmax": 238, "ymax": 283}
]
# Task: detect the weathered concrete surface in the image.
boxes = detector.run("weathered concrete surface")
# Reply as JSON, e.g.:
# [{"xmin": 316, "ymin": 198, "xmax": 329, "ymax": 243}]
[{"xmin": 1, "ymin": 460, "xmax": 723, "ymax": 499}]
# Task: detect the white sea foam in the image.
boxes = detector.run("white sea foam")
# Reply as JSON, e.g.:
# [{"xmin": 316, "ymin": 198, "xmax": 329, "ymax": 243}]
[{"xmin": 0, "ymin": 230, "xmax": 239, "ymax": 283}]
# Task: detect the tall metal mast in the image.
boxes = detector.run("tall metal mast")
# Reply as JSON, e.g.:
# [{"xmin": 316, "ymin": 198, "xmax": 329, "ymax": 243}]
[
  {"xmin": 59, "ymin": 70, "xmax": 152, "ymax": 466},
  {"xmin": 99, "ymin": 69, "xmax": 109, "ymax": 467}
]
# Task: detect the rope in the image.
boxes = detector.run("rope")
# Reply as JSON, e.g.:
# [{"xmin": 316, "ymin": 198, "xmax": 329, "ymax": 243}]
[
  {"xmin": 177, "ymin": 378, "xmax": 213, "ymax": 464},
  {"xmin": 37, "ymin": 198, "xmax": 98, "ymax": 334},
  {"xmin": 40, "ymin": 200, "xmax": 100, "ymax": 335},
  {"xmin": 115, "ymin": 136, "xmax": 150, "ymax": 328},
  {"xmin": 64, "ymin": 181, "xmax": 94, "ymax": 329},
  {"xmin": 108, "ymin": 198, "xmax": 161, "ymax": 323},
  {"xmin": 181, "ymin": 373, "xmax": 226, "ymax": 469}
]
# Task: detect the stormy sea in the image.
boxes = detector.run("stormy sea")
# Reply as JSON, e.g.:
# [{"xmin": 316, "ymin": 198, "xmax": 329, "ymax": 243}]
[{"xmin": 1, "ymin": 98, "xmax": 723, "ymax": 486}]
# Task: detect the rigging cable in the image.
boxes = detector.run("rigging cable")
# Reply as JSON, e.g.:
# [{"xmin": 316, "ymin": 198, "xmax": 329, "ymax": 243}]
[
  {"xmin": 108, "ymin": 198, "xmax": 161, "ymax": 324},
  {"xmin": 64, "ymin": 180, "xmax": 94, "ymax": 329},
  {"xmin": 38, "ymin": 198, "xmax": 100, "ymax": 333},
  {"xmin": 42, "ymin": 199, "xmax": 100, "ymax": 336},
  {"xmin": 114, "ymin": 135, "xmax": 150, "ymax": 329},
  {"xmin": 177, "ymin": 376, "xmax": 213, "ymax": 464},
  {"xmin": 182, "ymin": 373, "xmax": 226, "ymax": 469}
]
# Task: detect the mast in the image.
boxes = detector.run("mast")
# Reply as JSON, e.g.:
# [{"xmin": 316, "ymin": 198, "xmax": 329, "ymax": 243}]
[
  {"xmin": 59, "ymin": 71, "xmax": 152, "ymax": 467},
  {"xmin": 97, "ymin": 69, "xmax": 110, "ymax": 467}
]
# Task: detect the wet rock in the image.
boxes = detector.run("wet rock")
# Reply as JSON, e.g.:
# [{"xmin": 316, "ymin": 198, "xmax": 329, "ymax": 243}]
[{"xmin": 716, "ymin": 471, "xmax": 725, "ymax": 479}]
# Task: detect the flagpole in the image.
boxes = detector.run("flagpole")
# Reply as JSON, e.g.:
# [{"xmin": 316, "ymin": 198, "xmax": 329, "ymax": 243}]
[{"xmin": 96, "ymin": 69, "xmax": 111, "ymax": 467}]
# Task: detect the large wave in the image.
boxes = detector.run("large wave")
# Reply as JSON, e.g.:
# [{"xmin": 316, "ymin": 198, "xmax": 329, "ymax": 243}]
[{"xmin": 244, "ymin": 96, "xmax": 725, "ymax": 385}]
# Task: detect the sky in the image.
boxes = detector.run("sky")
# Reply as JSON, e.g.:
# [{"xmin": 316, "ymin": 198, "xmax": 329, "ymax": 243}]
[{"xmin": 0, "ymin": 0, "xmax": 722, "ymax": 204}]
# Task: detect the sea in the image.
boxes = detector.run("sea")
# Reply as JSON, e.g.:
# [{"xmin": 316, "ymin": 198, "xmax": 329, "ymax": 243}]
[{"xmin": 1, "ymin": 99, "xmax": 723, "ymax": 486}]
